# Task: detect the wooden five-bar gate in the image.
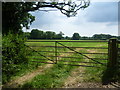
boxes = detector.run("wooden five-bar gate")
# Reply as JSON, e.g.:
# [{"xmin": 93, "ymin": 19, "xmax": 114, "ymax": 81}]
[
  {"xmin": 26, "ymin": 40, "xmax": 110, "ymax": 67},
  {"xmin": 26, "ymin": 38, "xmax": 120, "ymax": 68}
]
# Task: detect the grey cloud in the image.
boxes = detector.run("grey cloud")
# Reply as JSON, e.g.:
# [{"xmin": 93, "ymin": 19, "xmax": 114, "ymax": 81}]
[
  {"xmin": 84, "ymin": 2, "xmax": 118, "ymax": 22},
  {"xmin": 118, "ymin": 2, "xmax": 120, "ymax": 22},
  {"xmin": 30, "ymin": 11, "xmax": 57, "ymax": 28}
]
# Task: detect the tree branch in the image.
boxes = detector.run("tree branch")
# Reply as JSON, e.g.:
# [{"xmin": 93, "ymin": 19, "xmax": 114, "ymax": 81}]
[{"xmin": 23, "ymin": 0, "xmax": 90, "ymax": 17}]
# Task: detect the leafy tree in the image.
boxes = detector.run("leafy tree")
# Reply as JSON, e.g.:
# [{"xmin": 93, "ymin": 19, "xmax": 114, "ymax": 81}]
[
  {"xmin": 30, "ymin": 29, "xmax": 44, "ymax": 39},
  {"xmin": 2, "ymin": 2, "xmax": 35, "ymax": 34},
  {"xmin": 65, "ymin": 36, "xmax": 71, "ymax": 40},
  {"xmin": 39, "ymin": 30, "xmax": 45, "ymax": 39},
  {"xmin": 56, "ymin": 31, "xmax": 64, "ymax": 39},
  {"xmin": 24, "ymin": 32, "xmax": 31, "ymax": 39},
  {"xmin": 2, "ymin": 1, "xmax": 90, "ymax": 34},
  {"xmin": 92, "ymin": 34, "xmax": 101, "ymax": 40},
  {"xmin": 30, "ymin": 29, "xmax": 41, "ymax": 39},
  {"xmin": 45, "ymin": 31, "xmax": 56, "ymax": 39},
  {"xmin": 29, "ymin": 29, "xmax": 61, "ymax": 39},
  {"xmin": 92, "ymin": 34, "xmax": 112, "ymax": 40},
  {"xmin": 81, "ymin": 36, "xmax": 89, "ymax": 40},
  {"xmin": 118, "ymin": 36, "xmax": 120, "ymax": 40},
  {"xmin": 72, "ymin": 33, "xmax": 81, "ymax": 40}
]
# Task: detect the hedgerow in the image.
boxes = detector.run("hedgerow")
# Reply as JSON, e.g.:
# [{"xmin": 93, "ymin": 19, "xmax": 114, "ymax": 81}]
[{"xmin": 2, "ymin": 32, "xmax": 31, "ymax": 84}]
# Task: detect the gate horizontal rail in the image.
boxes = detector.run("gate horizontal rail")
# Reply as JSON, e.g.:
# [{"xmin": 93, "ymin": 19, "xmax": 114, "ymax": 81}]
[
  {"xmin": 38, "ymin": 51, "xmax": 108, "ymax": 54},
  {"xmin": 30, "ymin": 61, "xmax": 101, "ymax": 67},
  {"xmin": 30, "ymin": 56, "xmax": 108, "ymax": 60},
  {"xmin": 30, "ymin": 59, "xmax": 107, "ymax": 65},
  {"xmin": 27, "ymin": 40, "xmax": 108, "ymax": 42},
  {"xmin": 27, "ymin": 40, "xmax": 108, "ymax": 67},
  {"xmin": 59, "ymin": 60, "xmax": 107, "ymax": 65},
  {"xmin": 30, "ymin": 46, "xmax": 108, "ymax": 49}
]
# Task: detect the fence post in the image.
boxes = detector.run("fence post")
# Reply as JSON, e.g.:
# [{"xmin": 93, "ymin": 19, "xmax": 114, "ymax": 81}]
[{"xmin": 108, "ymin": 38, "xmax": 118, "ymax": 67}]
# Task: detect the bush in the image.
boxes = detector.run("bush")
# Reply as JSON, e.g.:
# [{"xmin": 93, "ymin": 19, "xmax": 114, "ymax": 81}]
[{"xmin": 2, "ymin": 32, "xmax": 31, "ymax": 84}]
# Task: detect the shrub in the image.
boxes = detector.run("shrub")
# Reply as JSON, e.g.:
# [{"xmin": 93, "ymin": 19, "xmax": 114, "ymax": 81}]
[{"xmin": 2, "ymin": 32, "xmax": 31, "ymax": 84}]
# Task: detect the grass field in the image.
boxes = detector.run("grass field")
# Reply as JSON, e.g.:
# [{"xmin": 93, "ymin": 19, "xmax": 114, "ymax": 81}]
[{"xmin": 19, "ymin": 40, "xmax": 109, "ymax": 88}]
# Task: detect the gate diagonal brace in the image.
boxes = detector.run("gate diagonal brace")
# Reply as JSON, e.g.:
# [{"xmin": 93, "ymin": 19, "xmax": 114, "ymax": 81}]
[
  {"xmin": 24, "ymin": 44, "xmax": 55, "ymax": 63},
  {"xmin": 57, "ymin": 42, "xmax": 106, "ymax": 66}
]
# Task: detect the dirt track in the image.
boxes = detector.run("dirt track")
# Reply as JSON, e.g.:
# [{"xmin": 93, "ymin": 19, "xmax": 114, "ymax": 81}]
[{"xmin": 3, "ymin": 64, "xmax": 53, "ymax": 88}]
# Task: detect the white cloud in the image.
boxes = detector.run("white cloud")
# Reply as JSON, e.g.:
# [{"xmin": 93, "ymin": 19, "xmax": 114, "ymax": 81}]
[{"xmin": 47, "ymin": 21, "xmax": 117, "ymax": 37}]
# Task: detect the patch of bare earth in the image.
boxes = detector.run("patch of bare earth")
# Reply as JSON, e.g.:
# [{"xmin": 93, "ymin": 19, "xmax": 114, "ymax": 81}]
[
  {"xmin": 62, "ymin": 48, "xmax": 116, "ymax": 88},
  {"xmin": 63, "ymin": 66, "xmax": 85, "ymax": 88},
  {"xmin": 3, "ymin": 63, "xmax": 53, "ymax": 88},
  {"xmin": 62, "ymin": 48, "xmax": 86, "ymax": 88},
  {"xmin": 64, "ymin": 82, "xmax": 116, "ymax": 88}
]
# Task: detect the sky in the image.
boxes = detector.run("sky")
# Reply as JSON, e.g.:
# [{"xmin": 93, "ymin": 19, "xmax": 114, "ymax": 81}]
[{"xmin": 24, "ymin": 1, "xmax": 118, "ymax": 37}]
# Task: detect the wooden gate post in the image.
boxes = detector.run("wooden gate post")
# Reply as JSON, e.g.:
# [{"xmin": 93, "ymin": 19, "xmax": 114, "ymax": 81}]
[
  {"xmin": 55, "ymin": 41, "xmax": 58, "ymax": 64},
  {"xmin": 108, "ymin": 38, "xmax": 118, "ymax": 67}
]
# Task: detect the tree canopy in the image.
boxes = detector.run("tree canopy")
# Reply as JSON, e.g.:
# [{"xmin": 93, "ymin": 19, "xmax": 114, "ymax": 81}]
[
  {"xmin": 28, "ymin": 29, "xmax": 64, "ymax": 39},
  {"xmin": 72, "ymin": 33, "xmax": 81, "ymax": 40},
  {"xmin": 2, "ymin": 0, "xmax": 90, "ymax": 34}
]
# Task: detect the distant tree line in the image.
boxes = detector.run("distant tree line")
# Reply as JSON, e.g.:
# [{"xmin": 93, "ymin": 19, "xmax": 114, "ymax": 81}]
[
  {"xmin": 25, "ymin": 29, "xmax": 64, "ymax": 39},
  {"xmin": 24, "ymin": 29, "xmax": 120, "ymax": 40},
  {"xmin": 72, "ymin": 33, "xmax": 120, "ymax": 40}
]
